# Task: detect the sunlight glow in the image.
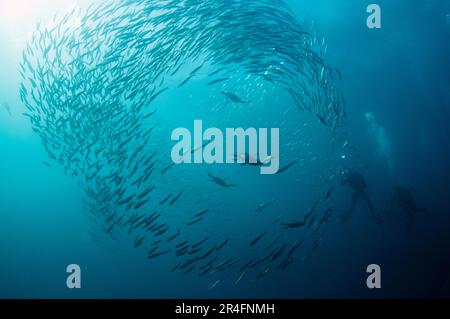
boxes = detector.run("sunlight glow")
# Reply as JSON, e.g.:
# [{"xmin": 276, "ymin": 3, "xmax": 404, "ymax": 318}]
[{"xmin": 0, "ymin": 0, "xmax": 86, "ymax": 46}]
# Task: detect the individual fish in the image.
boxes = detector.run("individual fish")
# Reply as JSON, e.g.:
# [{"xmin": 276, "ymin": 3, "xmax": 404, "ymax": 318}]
[
  {"xmin": 307, "ymin": 200, "xmax": 321, "ymax": 217},
  {"xmin": 268, "ymin": 243, "xmax": 287, "ymax": 262},
  {"xmin": 214, "ymin": 258, "xmax": 235, "ymax": 271},
  {"xmin": 208, "ymin": 67, "xmax": 227, "ymax": 77},
  {"xmin": 192, "ymin": 237, "xmax": 209, "ymax": 249},
  {"xmin": 2, "ymin": 102, "xmax": 12, "ymax": 116},
  {"xmin": 221, "ymin": 91, "xmax": 247, "ymax": 103},
  {"xmin": 117, "ymin": 195, "xmax": 134, "ymax": 206},
  {"xmin": 281, "ymin": 220, "xmax": 306, "ymax": 229},
  {"xmin": 277, "ymin": 160, "xmax": 297, "ymax": 174},
  {"xmin": 188, "ymin": 246, "xmax": 202, "ymax": 255},
  {"xmin": 313, "ymin": 237, "xmax": 322, "ymax": 251},
  {"xmin": 159, "ymin": 193, "xmax": 172, "ymax": 205},
  {"xmin": 148, "ymin": 249, "xmax": 170, "ymax": 259},
  {"xmin": 176, "ymin": 247, "xmax": 189, "ymax": 257},
  {"xmin": 255, "ymin": 200, "xmax": 275, "ymax": 213},
  {"xmin": 187, "ymin": 140, "xmax": 213, "ymax": 155},
  {"xmin": 148, "ymin": 87, "xmax": 168, "ymax": 103},
  {"xmin": 134, "ymin": 235, "xmax": 145, "ymax": 248},
  {"xmin": 199, "ymin": 257, "xmax": 218, "ymax": 270},
  {"xmin": 200, "ymin": 246, "xmax": 216, "ymax": 259},
  {"xmin": 166, "ymin": 230, "xmax": 180, "ymax": 242},
  {"xmin": 240, "ymin": 260, "xmax": 253, "ymax": 273},
  {"xmin": 195, "ymin": 208, "xmax": 209, "ymax": 217},
  {"xmin": 123, "ymin": 214, "xmax": 138, "ymax": 227},
  {"xmin": 189, "ymin": 63, "xmax": 204, "ymax": 76},
  {"xmin": 176, "ymin": 241, "xmax": 189, "ymax": 249},
  {"xmin": 178, "ymin": 74, "xmax": 195, "ymax": 88},
  {"xmin": 200, "ymin": 266, "xmax": 213, "ymax": 276},
  {"xmin": 184, "ymin": 266, "xmax": 195, "ymax": 275},
  {"xmin": 133, "ymin": 215, "xmax": 150, "ymax": 229},
  {"xmin": 207, "ymin": 77, "xmax": 228, "ymax": 86},
  {"xmin": 216, "ymin": 238, "xmax": 229, "ymax": 251},
  {"xmin": 137, "ymin": 186, "xmax": 154, "ymax": 200},
  {"xmin": 325, "ymin": 187, "xmax": 334, "ymax": 200},
  {"xmin": 171, "ymin": 263, "xmax": 181, "ymax": 272},
  {"xmin": 180, "ymin": 257, "xmax": 199, "ymax": 270},
  {"xmin": 286, "ymin": 239, "xmax": 303, "ymax": 259},
  {"xmin": 208, "ymin": 280, "xmax": 220, "ymax": 290},
  {"xmin": 142, "ymin": 110, "xmax": 156, "ymax": 120},
  {"xmin": 186, "ymin": 217, "xmax": 203, "ymax": 226},
  {"xmin": 233, "ymin": 271, "xmax": 246, "ymax": 286},
  {"xmin": 150, "ymin": 240, "xmax": 162, "ymax": 247},
  {"xmin": 320, "ymin": 206, "xmax": 334, "ymax": 224},
  {"xmin": 317, "ymin": 114, "xmax": 327, "ymax": 126},
  {"xmin": 134, "ymin": 198, "xmax": 149, "ymax": 210},
  {"xmin": 169, "ymin": 191, "xmax": 183, "ymax": 206},
  {"xmin": 154, "ymin": 226, "xmax": 169, "ymax": 236},
  {"xmin": 334, "ymin": 67, "xmax": 343, "ymax": 81},
  {"xmin": 145, "ymin": 212, "xmax": 160, "ymax": 226},
  {"xmin": 130, "ymin": 215, "xmax": 145, "ymax": 226},
  {"xmin": 256, "ymin": 268, "xmax": 270, "ymax": 280},
  {"xmin": 208, "ymin": 173, "xmax": 237, "ymax": 188},
  {"xmin": 249, "ymin": 231, "xmax": 267, "ymax": 247},
  {"xmin": 281, "ymin": 199, "xmax": 318, "ymax": 228},
  {"xmin": 235, "ymin": 153, "xmax": 268, "ymax": 167},
  {"xmin": 265, "ymin": 234, "xmax": 283, "ymax": 251},
  {"xmin": 342, "ymin": 140, "xmax": 350, "ymax": 151},
  {"xmin": 278, "ymin": 257, "xmax": 294, "ymax": 270},
  {"xmin": 161, "ymin": 163, "xmax": 175, "ymax": 175},
  {"xmin": 307, "ymin": 215, "xmax": 317, "ymax": 229}
]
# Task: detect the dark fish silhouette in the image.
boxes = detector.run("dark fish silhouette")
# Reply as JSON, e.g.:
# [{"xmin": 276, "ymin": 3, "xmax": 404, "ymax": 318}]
[
  {"xmin": 208, "ymin": 173, "xmax": 237, "ymax": 188},
  {"xmin": 255, "ymin": 200, "xmax": 275, "ymax": 213},
  {"xmin": 178, "ymin": 74, "xmax": 195, "ymax": 88},
  {"xmin": 307, "ymin": 214, "xmax": 316, "ymax": 229},
  {"xmin": 166, "ymin": 231, "xmax": 180, "ymax": 242},
  {"xmin": 216, "ymin": 238, "xmax": 229, "ymax": 250},
  {"xmin": 2, "ymin": 102, "xmax": 11, "ymax": 116},
  {"xmin": 148, "ymin": 249, "xmax": 171, "ymax": 259},
  {"xmin": 186, "ymin": 217, "xmax": 203, "ymax": 226},
  {"xmin": 195, "ymin": 208, "xmax": 209, "ymax": 217},
  {"xmin": 192, "ymin": 237, "xmax": 209, "ymax": 249},
  {"xmin": 159, "ymin": 193, "xmax": 172, "ymax": 205},
  {"xmin": 277, "ymin": 160, "xmax": 297, "ymax": 174},
  {"xmin": 207, "ymin": 77, "xmax": 228, "ymax": 86},
  {"xmin": 161, "ymin": 163, "xmax": 175, "ymax": 175},
  {"xmin": 249, "ymin": 232, "xmax": 267, "ymax": 247},
  {"xmin": 221, "ymin": 91, "xmax": 247, "ymax": 103},
  {"xmin": 281, "ymin": 220, "xmax": 306, "ymax": 229},
  {"xmin": 169, "ymin": 191, "xmax": 183, "ymax": 205},
  {"xmin": 134, "ymin": 235, "xmax": 145, "ymax": 248},
  {"xmin": 325, "ymin": 187, "xmax": 334, "ymax": 199}
]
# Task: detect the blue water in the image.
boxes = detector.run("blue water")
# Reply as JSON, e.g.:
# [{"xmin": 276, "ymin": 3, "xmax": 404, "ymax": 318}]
[{"xmin": 0, "ymin": 0, "xmax": 449, "ymax": 298}]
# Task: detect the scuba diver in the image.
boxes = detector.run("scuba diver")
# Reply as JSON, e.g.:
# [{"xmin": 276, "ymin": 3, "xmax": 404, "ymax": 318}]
[
  {"xmin": 389, "ymin": 185, "xmax": 428, "ymax": 230},
  {"xmin": 340, "ymin": 170, "xmax": 383, "ymax": 225}
]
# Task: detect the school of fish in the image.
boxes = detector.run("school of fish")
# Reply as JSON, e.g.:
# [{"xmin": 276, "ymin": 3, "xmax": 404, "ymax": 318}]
[{"xmin": 18, "ymin": 0, "xmax": 347, "ymax": 288}]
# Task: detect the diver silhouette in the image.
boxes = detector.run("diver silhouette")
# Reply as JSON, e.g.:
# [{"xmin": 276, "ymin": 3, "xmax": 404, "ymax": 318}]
[
  {"xmin": 389, "ymin": 185, "xmax": 428, "ymax": 230},
  {"xmin": 340, "ymin": 170, "xmax": 382, "ymax": 224}
]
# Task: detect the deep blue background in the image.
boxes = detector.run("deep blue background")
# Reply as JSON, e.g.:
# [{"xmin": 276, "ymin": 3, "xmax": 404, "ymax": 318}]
[{"xmin": 0, "ymin": 0, "xmax": 449, "ymax": 298}]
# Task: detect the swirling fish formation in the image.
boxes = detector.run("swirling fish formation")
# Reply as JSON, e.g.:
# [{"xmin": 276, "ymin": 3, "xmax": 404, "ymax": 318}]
[{"xmin": 19, "ymin": 0, "xmax": 345, "ymax": 287}]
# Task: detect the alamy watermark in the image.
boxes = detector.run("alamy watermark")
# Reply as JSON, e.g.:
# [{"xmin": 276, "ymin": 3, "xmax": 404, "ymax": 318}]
[
  {"xmin": 171, "ymin": 120, "xmax": 280, "ymax": 175},
  {"xmin": 367, "ymin": 4, "xmax": 382, "ymax": 29},
  {"xmin": 66, "ymin": 264, "xmax": 81, "ymax": 289},
  {"xmin": 366, "ymin": 264, "xmax": 381, "ymax": 289}
]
